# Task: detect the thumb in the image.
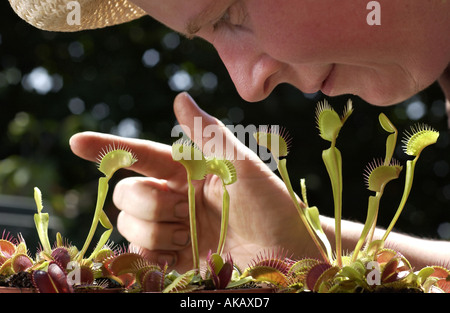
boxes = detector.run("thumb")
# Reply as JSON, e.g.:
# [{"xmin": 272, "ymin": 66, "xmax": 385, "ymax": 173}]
[
  {"xmin": 173, "ymin": 92, "xmax": 220, "ymax": 145},
  {"xmin": 173, "ymin": 92, "xmax": 254, "ymax": 161}
]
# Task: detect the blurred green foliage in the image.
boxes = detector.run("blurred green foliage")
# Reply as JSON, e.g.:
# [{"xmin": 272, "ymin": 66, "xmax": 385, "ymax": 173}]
[{"xmin": 0, "ymin": 1, "xmax": 449, "ymax": 252}]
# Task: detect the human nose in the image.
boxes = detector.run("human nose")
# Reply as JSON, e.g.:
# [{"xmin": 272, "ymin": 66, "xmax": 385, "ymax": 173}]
[{"xmin": 215, "ymin": 40, "xmax": 284, "ymax": 102}]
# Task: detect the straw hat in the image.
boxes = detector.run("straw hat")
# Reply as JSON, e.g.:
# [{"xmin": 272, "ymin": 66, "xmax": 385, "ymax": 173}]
[{"xmin": 8, "ymin": 0, "xmax": 146, "ymax": 32}]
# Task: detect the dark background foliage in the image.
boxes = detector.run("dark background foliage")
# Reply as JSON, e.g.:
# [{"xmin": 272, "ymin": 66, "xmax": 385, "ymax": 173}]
[{"xmin": 1, "ymin": 1, "xmax": 449, "ymax": 254}]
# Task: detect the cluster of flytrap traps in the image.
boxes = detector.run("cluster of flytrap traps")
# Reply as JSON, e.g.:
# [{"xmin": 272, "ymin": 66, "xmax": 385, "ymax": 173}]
[
  {"xmin": 1, "ymin": 99, "xmax": 447, "ymax": 293},
  {"xmin": 165, "ymin": 99, "xmax": 447, "ymax": 292}
]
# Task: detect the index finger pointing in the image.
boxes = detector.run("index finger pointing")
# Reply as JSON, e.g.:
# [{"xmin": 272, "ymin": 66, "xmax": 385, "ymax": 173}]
[{"xmin": 69, "ymin": 131, "xmax": 186, "ymax": 182}]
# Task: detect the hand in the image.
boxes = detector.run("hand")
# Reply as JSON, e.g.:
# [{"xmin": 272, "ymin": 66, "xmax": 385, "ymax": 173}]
[{"xmin": 69, "ymin": 92, "xmax": 318, "ymax": 272}]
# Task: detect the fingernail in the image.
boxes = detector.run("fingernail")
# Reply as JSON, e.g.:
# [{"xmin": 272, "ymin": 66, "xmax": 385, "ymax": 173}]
[
  {"xmin": 174, "ymin": 202, "xmax": 189, "ymax": 219},
  {"xmin": 172, "ymin": 230, "xmax": 190, "ymax": 246},
  {"xmin": 157, "ymin": 253, "xmax": 175, "ymax": 267}
]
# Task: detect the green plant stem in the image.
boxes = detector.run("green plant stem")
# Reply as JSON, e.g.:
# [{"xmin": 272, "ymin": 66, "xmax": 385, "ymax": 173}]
[
  {"xmin": 322, "ymin": 146, "xmax": 343, "ymax": 267},
  {"xmin": 187, "ymin": 175, "xmax": 200, "ymax": 271},
  {"xmin": 217, "ymin": 185, "xmax": 230, "ymax": 256},
  {"xmin": 304, "ymin": 206, "xmax": 333, "ymax": 261},
  {"xmin": 366, "ymin": 207, "xmax": 379, "ymax": 245},
  {"xmin": 77, "ymin": 177, "xmax": 110, "ymax": 262},
  {"xmin": 33, "ymin": 188, "xmax": 52, "ymax": 255},
  {"xmin": 352, "ymin": 195, "xmax": 380, "ymax": 262},
  {"xmin": 277, "ymin": 159, "xmax": 330, "ymax": 263},
  {"xmin": 87, "ymin": 210, "xmax": 113, "ymax": 260},
  {"xmin": 302, "ymin": 177, "xmax": 333, "ymax": 260},
  {"xmin": 382, "ymin": 159, "xmax": 416, "ymax": 242}
]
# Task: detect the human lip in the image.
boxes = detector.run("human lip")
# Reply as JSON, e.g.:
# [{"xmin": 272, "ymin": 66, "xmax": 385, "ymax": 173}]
[
  {"xmin": 264, "ymin": 64, "xmax": 335, "ymax": 99},
  {"xmin": 321, "ymin": 64, "xmax": 335, "ymax": 95},
  {"xmin": 297, "ymin": 65, "xmax": 335, "ymax": 94}
]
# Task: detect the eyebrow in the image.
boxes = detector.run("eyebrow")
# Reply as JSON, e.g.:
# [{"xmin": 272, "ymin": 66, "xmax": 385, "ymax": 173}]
[{"xmin": 184, "ymin": 1, "xmax": 234, "ymax": 37}]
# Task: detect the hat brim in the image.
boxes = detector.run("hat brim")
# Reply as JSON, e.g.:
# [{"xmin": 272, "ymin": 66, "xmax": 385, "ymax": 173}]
[{"xmin": 9, "ymin": 0, "xmax": 146, "ymax": 32}]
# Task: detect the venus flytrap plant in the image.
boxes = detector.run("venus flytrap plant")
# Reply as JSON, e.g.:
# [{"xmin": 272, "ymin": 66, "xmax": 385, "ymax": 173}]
[
  {"xmin": 205, "ymin": 157, "xmax": 237, "ymax": 255},
  {"xmin": 249, "ymin": 99, "xmax": 448, "ymax": 292},
  {"xmin": 241, "ymin": 248, "xmax": 296, "ymax": 289},
  {"xmin": 253, "ymin": 127, "xmax": 331, "ymax": 263},
  {"xmin": 77, "ymin": 144, "xmax": 137, "ymax": 262},
  {"xmin": 172, "ymin": 139, "xmax": 237, "ymax": 269},
  {"xmin": 205, "ymin": 251, "xmax": 234, "ymax": 289},
  {"xmin": 379, "ymin": 113, "xmax": 398, "ymax": 165},
  {"xmin": 366, "ymin": 115, "xmax": 401, "ymax": 245},
  {"xmin": 382, "ymin": 124, "xmax": 439, "ymax": 242},
  {"xmin": 300, "ymin": 179, "xmax": 333, "ymax": 262},
  {"xmin": 315, "ymin": 99, "xmax": 353, "ymax": 267},
  {"xmin": 351, "ymin": 114, "xmax": 403, "ymax": 262},
  {"xmin": 0, "ymin": 232, "xmax": 34, "ymax": 276},
  {"xmin": 351, "ymin": 160, "xmax": 402, "ymax": 262},
  {"xmin": 33, "ymin": 187, "xmax": 52, "ymax": 256},
  {"xmin": 172, "ymin": 139, "xmax": 207, "ymax": 271}
]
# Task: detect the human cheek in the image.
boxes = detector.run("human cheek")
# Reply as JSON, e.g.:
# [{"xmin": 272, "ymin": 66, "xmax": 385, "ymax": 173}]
[{"xmin": 245, "ymin": 2, "xmax": 326, "ymax": 63}]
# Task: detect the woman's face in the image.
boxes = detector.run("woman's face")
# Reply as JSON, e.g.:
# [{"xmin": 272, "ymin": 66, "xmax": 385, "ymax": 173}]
[{"xmin": 130, "ymin": 0, "xmax": 449, "ymax": 106}]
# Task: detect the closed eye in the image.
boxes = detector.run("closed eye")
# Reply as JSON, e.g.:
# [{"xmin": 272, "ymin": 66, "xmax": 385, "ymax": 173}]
[
  {"xmin": 212, "ymin": 9, "xmax": 231, "ymax": 30},
  {"xmin": 212, "ymin": 1, "xmax": 248, "ymax": 32}
]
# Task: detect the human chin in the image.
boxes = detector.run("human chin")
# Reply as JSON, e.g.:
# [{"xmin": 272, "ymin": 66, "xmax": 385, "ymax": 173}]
[
  {"xmin": 323, "ymin": 66, "xmax": 419, "ymax": 106},
  {"xmin": 354, "ymin": 83, "xmax": 419, "ymax": 106}
]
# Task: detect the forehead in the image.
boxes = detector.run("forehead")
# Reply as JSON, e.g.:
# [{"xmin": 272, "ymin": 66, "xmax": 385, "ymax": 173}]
[{"xmin": 131, "ymin": 0, "xmax": 233, "ymax": 35}]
